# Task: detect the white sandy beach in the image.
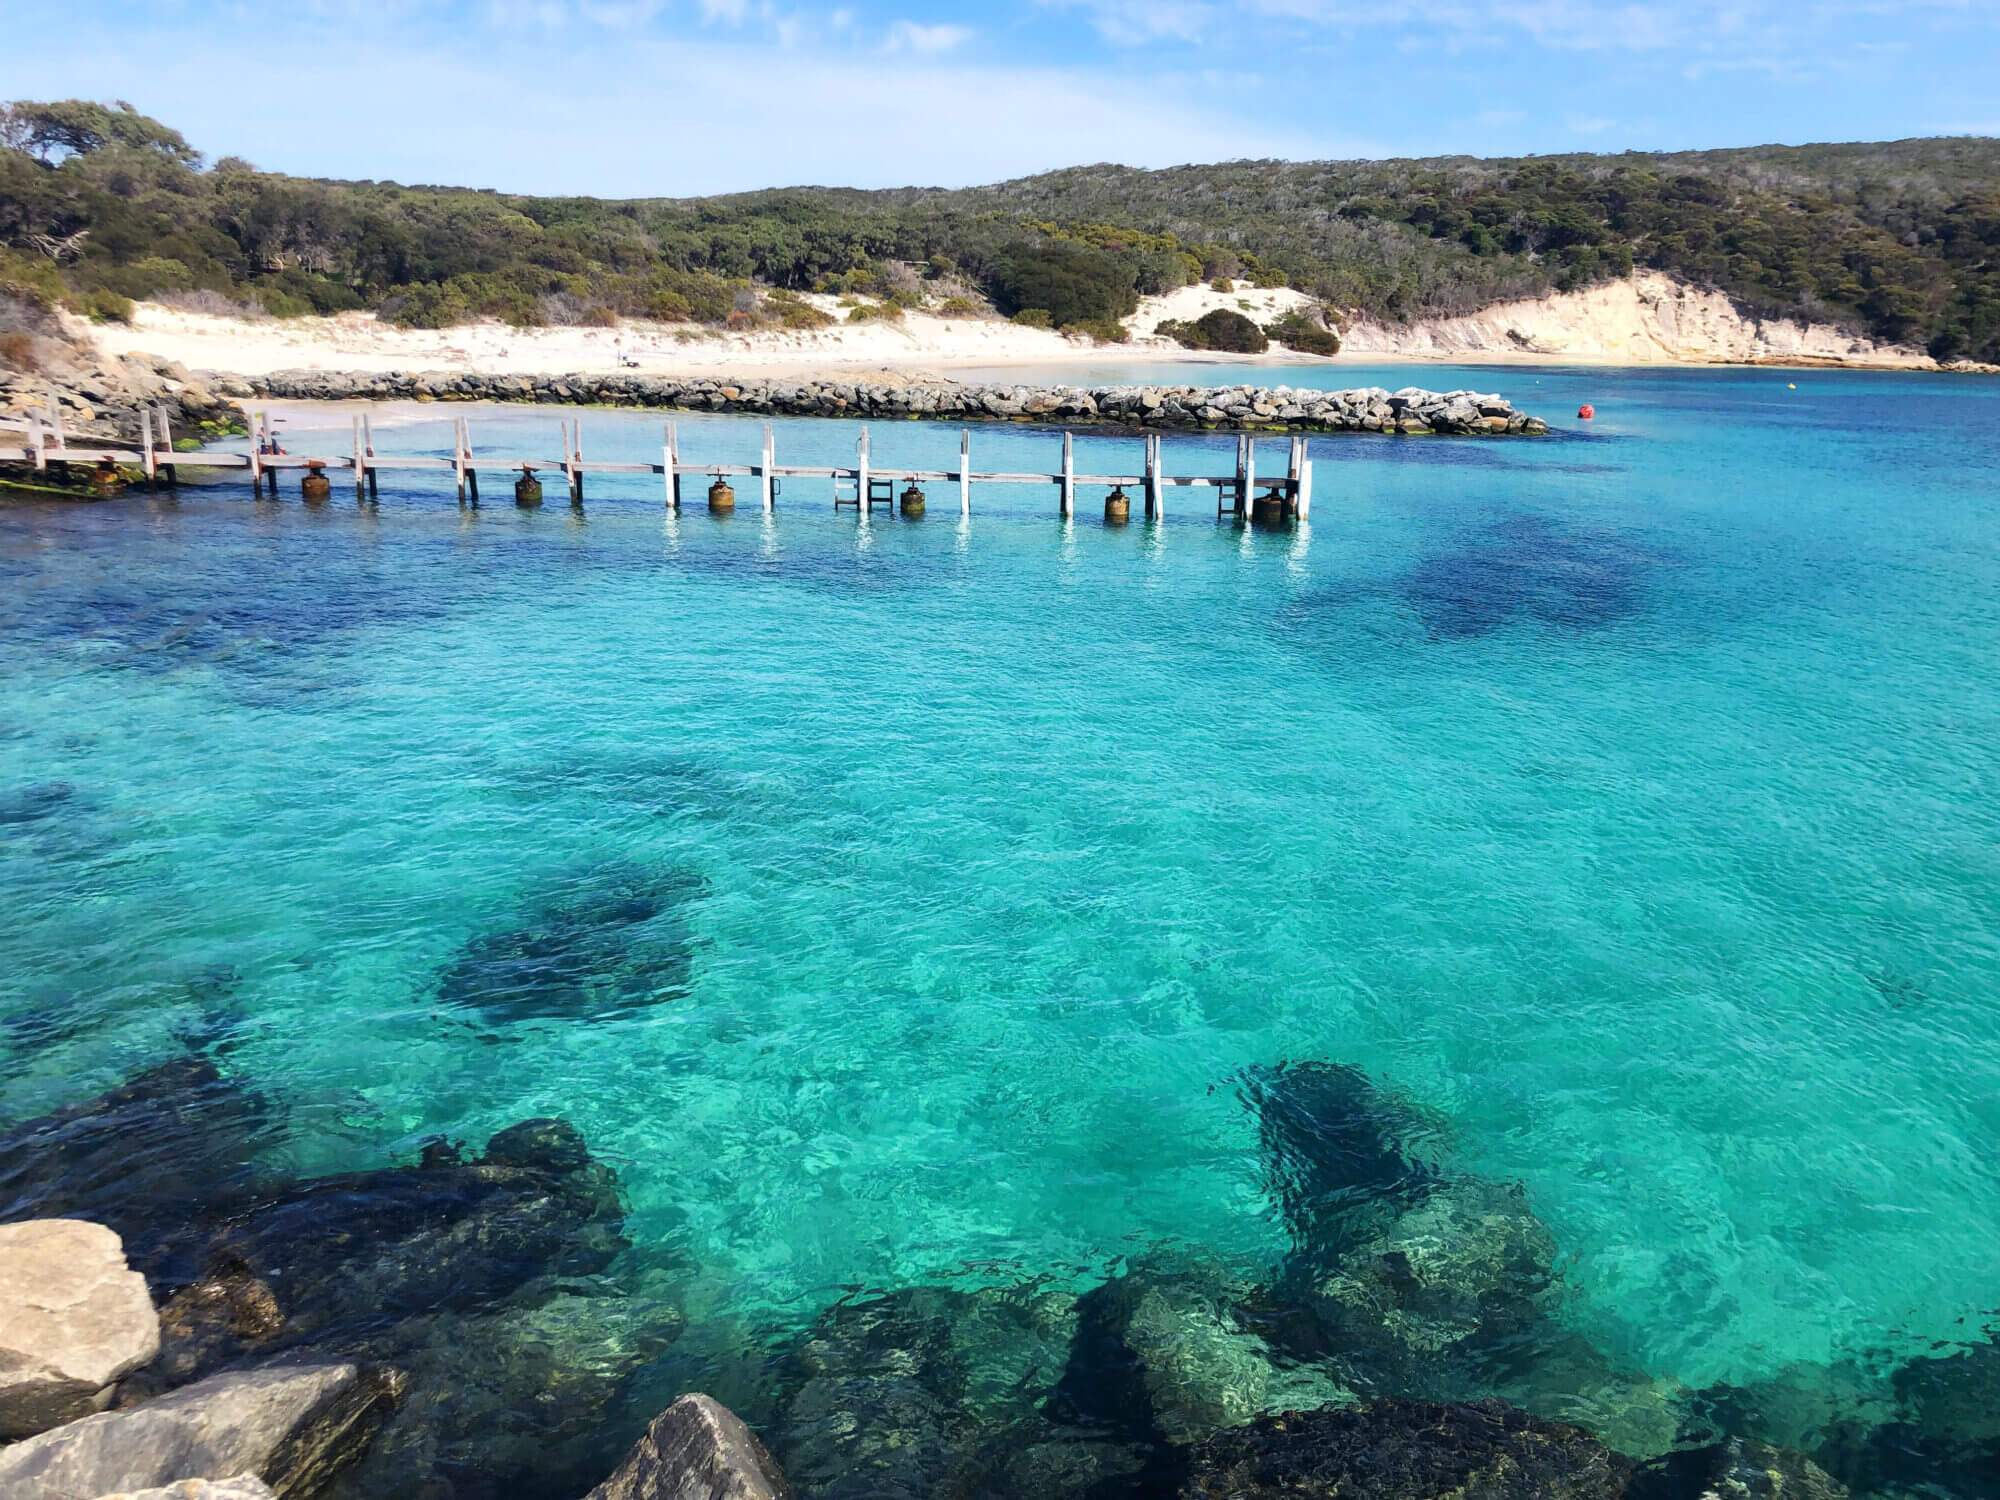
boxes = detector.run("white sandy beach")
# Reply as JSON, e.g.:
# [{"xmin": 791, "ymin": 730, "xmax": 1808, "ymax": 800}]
[{"xmin": 80, "ymin": 273, "xmax": 1949, "ymax": 380}]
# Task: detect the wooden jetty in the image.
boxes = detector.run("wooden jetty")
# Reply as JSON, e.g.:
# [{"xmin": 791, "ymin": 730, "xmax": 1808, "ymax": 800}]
[{"xmin": 1, "ymin": 406, "xmax": 1314, "ymax": 522}]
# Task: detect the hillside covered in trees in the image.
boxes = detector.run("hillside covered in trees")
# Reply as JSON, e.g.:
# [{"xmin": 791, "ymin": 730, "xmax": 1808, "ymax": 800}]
[{"xmin": 3, "ymin": 99, "xmax": 1998, "ymax": 362}]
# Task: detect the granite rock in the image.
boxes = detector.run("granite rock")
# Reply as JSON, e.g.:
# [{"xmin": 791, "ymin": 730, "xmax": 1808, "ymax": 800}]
[{"xmin": 0, "ymin": 1219, "xmax": 161, "ymax": 1439}]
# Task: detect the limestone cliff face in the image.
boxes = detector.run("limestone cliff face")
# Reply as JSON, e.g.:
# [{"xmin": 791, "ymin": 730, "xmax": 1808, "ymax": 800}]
[{"xmin": 1342, "ymin": 271, "xmax": 1943, "ymax": 368}]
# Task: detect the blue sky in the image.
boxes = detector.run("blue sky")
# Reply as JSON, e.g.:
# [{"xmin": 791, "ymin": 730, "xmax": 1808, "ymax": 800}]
[{"xmin": 4, "ymin": 1, "xmax": 1997, "ymax": 196}]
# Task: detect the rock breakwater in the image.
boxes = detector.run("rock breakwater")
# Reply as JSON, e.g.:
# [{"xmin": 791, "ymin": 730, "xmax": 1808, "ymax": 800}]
[{"xmin": 230, "ymin": 369, "xmax": 1550, "ymax": 436}]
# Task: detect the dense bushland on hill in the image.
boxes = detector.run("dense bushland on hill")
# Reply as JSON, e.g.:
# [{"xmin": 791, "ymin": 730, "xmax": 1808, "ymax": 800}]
[{"xmin": 4, "ymin": 99, "xmax": 1998, "ymax": 360}]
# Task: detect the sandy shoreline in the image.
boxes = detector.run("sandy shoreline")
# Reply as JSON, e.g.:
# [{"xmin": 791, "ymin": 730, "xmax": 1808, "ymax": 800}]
[{"xmin": 77, "ymin": 274, "xmax": 1978, "ymax": 382}]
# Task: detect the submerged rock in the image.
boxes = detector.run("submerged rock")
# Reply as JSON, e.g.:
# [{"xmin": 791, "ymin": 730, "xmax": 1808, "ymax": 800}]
[
  {"xmin": 1631, "ymin": 1437, "xmax": 1848, "ymax": 1500},
  {"xmin": 0, "ymin": 1060, "xmax": 271, "ymax": 1286},
  {"xmin": 329, "ymin": 1277, "xmax": 684, "ymax": 1500},
  {"xmin": 584, "ymin": 1393, "xmax": 790, "ymax": 1500},
  {"xmin": 1052, "ymin": 1261, "xmax": 1355, "ymax": 1447},
  {"xmin": 1178, "ymin": 1398, "xmax": 1634, "ymax": 1500},
  {"xmin": 118, "ymin": 1257, "xmax": 285, "ymax": 1406},
  {"xmin": 0, "ymin": 780, "xmax": 74, "ymax": 825},
  {"xmin": 1236, "ymin": 1061, "xmax": 1440, "ymax": 1264},
  {"xmin": 768, "ymin": 1283, "xmax": 1080, "ymax": 1500},
  {"xmin": 1301, "ymin": 1177, "xmax": 1561, "ymax": 1390},
  {"xmin": 0, "ymin": 1361, "xmax": 403, "ymax": 1500},
  {"xmin": 436, "ymin": 863, "xmax": 704, "ymax": 1025},
  {"xmin": 171, "ymin": 1118, "xmax": 627, "ymax": 1351},
  {"xmin": 1238, "ymin": 1057, "xmax": 1676, "ymax": 1454},
  {"xmin": 0, "ymin": 1219, "xmax": 161, "ymax": 1439}
]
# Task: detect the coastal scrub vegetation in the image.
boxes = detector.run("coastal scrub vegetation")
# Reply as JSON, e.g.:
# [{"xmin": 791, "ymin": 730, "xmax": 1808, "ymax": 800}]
[{"xmin": 4, "ymin": 99, "xmax": 1999, "ymax": 360}]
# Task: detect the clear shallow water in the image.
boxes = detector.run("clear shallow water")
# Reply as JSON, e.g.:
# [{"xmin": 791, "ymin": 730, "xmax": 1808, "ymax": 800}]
[{"xmin": 3, "ymin": 364, "xmax": 1998, "ymax": 1401}]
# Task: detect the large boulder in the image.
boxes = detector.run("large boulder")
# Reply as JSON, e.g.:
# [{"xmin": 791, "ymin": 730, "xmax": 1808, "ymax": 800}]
[
  {"xmin": 0, "ymin": 1219, "xmax": 161, "ymax": 1439},
  {"xmin": 585, "ymin": 1394, "xmax": 789, "ymax": 1500},
  {"xmin": 91, "ymin": 1481, "xmax": 275, "ymax": 1500},
  {"xmin": 0, "ymin": 1362, "xmax": 402, "ymax": 1500},
  {"xmin": 1178, "ymin": 1398, "xmax": 1633, "ymax": 1500}
]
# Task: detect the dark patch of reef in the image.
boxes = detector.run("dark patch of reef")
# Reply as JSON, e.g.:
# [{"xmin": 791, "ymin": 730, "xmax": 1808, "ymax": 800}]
[
  {"xmin": 4, "ymin": 1046, "xmax": 1997, "ymax": 1500},
  {"xmin": 434, "ymin": 861, "xmax": 705, "ymax": 1028},
  {"xmin": 224, "ymin": 368, "xmax": 1552, "ymax": 436}
]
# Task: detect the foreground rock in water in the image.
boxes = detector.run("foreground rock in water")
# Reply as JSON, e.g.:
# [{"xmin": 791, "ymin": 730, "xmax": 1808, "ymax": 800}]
[
  {"xmin": 1179, "ymin": 1399, "xmax": 1634, "ymax": 1500},
  {"xmin": 0, "ymin": 1219, "xmax": 161, "ymax": 1439},
  {"xmin": 93, "ymin": 1480, "xmax": 276, "ymax": 1500},
  {"xmin": 231, "ymin": 369, "xmax": 1551, "ymax": 436},
  {"xmin": 585, "ymin": 1394, "xmax": 790, "ymax": 1500},
  {"xmin": 0, "ymin": 1362, "xmax": 402, "ymax": 1500}
]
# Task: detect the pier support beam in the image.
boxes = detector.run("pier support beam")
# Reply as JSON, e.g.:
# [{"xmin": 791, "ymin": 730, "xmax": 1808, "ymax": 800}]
[
  {"xmin": 1144, "ymin": 433, "xmax": 1160, "ymax": 520},
  {"xmin": 760, "ymin": 422, "xmax": 775, "ymax": 511},
  {"xmin": 664, "ymin": 422, "xmax": 681, "ymax": 510},
  {"xmin": 1244, "ymin": 437, "xmax": 1256, "ymax": 523},
  {"xmin": 857, "ymin": 426, "xmax": 870, "ymax": 515},
  {"xmin": 959, "ymin": 429, "xmax": 971, "ymax": 517},
  {"xmin": 1060, "ymin": 431, "xmax": 1074, "ymax": 518},
  {"xmin": 139, "ymin": 408, "xmax": 156, "ymax": 490}
]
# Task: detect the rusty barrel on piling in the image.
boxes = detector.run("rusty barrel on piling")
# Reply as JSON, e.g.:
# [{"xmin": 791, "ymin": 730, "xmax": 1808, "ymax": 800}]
[
  {"xmin": 515, "ymin": 467, "xmax": 544, "ymax": 507},
  {"xmin": 301, "ymin": 463, "xmax": 332, "ymax": 503},
  {"xmin": 1104, "ymin": 485, "xmax": 1131, "ymax": 525},
  {"xmin": 900, "ymin": 482, "xmax": 926, "ymax": 517},
  {"xmin": 708, "ymin": 477, "xmax": 736, "ymax": 513}
]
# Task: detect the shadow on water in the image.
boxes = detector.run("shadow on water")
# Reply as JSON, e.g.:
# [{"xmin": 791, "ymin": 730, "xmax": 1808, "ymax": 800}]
[{"xmin": 434, "ymin": 859, "xmax": 706, "ymax": 1027}]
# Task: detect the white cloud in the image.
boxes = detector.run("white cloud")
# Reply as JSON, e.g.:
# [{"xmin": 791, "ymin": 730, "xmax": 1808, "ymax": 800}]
[{"xmin": 886, "ymin": 19, "xmax": 973, "ymax": 52}]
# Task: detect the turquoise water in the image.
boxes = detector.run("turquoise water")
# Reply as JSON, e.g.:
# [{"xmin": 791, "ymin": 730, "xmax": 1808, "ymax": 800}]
[{"xmin": 3, "ymin": 364, "xmax": 1998, "ymax": 1402}]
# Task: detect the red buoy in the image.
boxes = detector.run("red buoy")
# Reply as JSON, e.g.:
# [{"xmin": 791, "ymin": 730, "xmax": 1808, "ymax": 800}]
[{"xmin": 1578, "ymin": 404, "xmax": 1595, "ymax": 419}]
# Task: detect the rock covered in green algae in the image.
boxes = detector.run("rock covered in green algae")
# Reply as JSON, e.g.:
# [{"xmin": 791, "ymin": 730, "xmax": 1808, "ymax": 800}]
[
  {"xmin": 325, "ymin": 1278, "xmax": 686, "ymax": 1500},
  {"xmin": 1179, "ymin": 1398, "xmax": 1634, "ymax": 1500},
  {"xmin": 1302, "ymin": 1177, "xmax": 1561, "ymax": 1373},
  {"xmin": 768, "ymin": 1283, "xmax": 1084, "ymax": 1500},
  {"xmin": 1631, "ymin": 1437, "xmax": 1849, "ymax": 1500},
  {"xmin": 1052, "ymin": 1261, "xmax": 1356, "ymax": 1447}
]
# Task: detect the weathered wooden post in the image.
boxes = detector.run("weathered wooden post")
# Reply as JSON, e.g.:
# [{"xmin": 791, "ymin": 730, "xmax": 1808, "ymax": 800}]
[
  {"xmin": 351, "ymin": 415, "xmax": 366, "ymax": 501},
  {"xmin": 760, "ymin": 422, "xmax": 775, "ymax": 511},
  {"xmin": 1287, "ymin": 436, "xmax": 1305, "ymax": 521},
  {"xmin": 453, "ymin": 416, "xmax": 468, "ymax": 505},
  {"xmin": 1233, "ymin": 433, "xmax": 1248, "ymax": 520},
  {"xmin": 959, "ymin": 428, "xmax": 971, "ymax": 516},
  {"xmin": 1244, "ymin": 436, "xmax": 1256, "ymax": 522},
  {"xmin": 857, "ymin": 425, "xmax": 870, "ymax": 514},
  {"xmin": 158, "ymin": 409, "xmax": 177, "ymax": 487},
  {"xmin": 362, "ymin": 412, "xmax": 377, "ymax": 501},
  {"xmin": 1060, "ymin": 431, "xmax": 1074, "ymax": 517},
  {"xmin": 463, "ymin": 417, "xmax": 479, "ymax": 505},
  {"xmin": 1296, "ymin": 450, "xmax": 1313, "ymax": 521},
  {"xmin": 138, "ymin": 408, "xmax": 156, "ymax": 490},
  {"xmin": 248, "ymin": 412, "xmax": 264, "ymax": 494},
  {"xmin": 571, "ymin": 421, "xmax": 584, "ymax": 506},
  {"xmin": 1144, "ymin": 433, "xmax": 1160, "ymax": 520},
  {"xmin": 27, "ymin": 412, "xmax": 45, "ymax": 473},
  {"xmin": 664, "ymin": 421, "xmax": 681, "ymax": 511}
]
